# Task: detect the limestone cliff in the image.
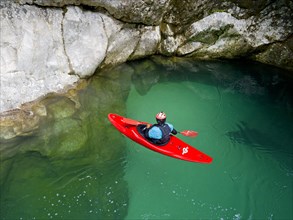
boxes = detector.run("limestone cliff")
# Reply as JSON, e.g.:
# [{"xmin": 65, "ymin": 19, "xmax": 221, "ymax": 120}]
[{"xmin": 1, "ymin": 0, "xmax": 292, "ymax": 112}]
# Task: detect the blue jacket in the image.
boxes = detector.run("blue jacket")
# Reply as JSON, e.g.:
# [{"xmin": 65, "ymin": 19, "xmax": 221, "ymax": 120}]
[{"xmin": 147, "ymin": 123, "xmax": 174, "ymax": 144}]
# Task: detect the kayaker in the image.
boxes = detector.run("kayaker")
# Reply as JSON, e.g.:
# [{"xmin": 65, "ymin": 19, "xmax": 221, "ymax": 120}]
[{"xmin": 144, "ymin": 111, "xmax": 178, "ymax": 145}]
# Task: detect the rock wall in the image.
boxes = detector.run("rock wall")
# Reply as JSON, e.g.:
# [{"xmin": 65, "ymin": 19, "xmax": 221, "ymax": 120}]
[{"xmin": 1, "ymin": 0, "xmax": 292, "ymax": 112}]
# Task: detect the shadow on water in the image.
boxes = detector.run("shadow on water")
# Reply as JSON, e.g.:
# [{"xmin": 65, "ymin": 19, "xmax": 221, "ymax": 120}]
[
  {"xmin": 225, "ymin": 121, "xmax": 293, "ymax": 155},
  {"xmin": 130, "ymin": 57, "xmax": 293, "ymax": 116}
]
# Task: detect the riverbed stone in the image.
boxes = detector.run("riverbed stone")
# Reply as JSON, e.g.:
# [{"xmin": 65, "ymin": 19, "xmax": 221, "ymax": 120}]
[
  {"xmin": 45, "ymin": 118, "xmax": 88, "ymax": 157},
  {"xmin": 44, "ymin": 96, "xmax": 77, "ymax": 120},
  {"xmin": 0, "ymin": 108, "xmax": 40, "ymax": 140}
]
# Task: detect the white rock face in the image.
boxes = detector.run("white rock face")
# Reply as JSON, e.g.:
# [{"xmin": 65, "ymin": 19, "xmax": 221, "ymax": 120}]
[
  {"xmin": 63, "ymin": 7, "xmax": 108, "ymax": 78},
  {"xmin": 0, "ymin": 3, "xmax": 78, "ymax": 112},
  {"xmin": 186, "ymin": 12, "xmax": 246, "ymax": 39},
  {"xmin": 1, "ymin": 1, "xmax": 292, "ymax": 113},
  {"xmin": 1, "ymin": 2, "xmax": 158, "ymax": 112},
  {"xmin": 102, "ymin": 28, "xmax": 141, "ymax": 66},
  {"xmin": 176, "ymin": 11, "xmax": 293, "ymax": 58},
  {"xmin": 130, "ymin": 26, "xmax": 161, "ymax": 59},
  {"xmin": 18, "ymin": 0, "xmax": 171, "ymax": 25}
]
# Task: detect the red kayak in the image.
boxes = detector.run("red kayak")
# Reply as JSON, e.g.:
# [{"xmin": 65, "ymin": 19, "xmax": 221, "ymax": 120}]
[{"xmin": 108, "ymin": 113, "xmax": 213, "ymax": 163}]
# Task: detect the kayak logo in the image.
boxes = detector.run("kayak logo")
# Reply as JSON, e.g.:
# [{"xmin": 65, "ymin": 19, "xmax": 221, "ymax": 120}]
[{"xmin": 182, "ymin": 147, "xmax": 189, "ymax": 155}]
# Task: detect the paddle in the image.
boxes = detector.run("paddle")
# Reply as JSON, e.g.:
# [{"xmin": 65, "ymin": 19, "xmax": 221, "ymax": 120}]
[
  {"xmin": 122, "ymin": 118, "xmax": 198, "ymax": 138},
  {"xmin": 180, "ymin": 130, "xmax": 198, "ymax": 137}
]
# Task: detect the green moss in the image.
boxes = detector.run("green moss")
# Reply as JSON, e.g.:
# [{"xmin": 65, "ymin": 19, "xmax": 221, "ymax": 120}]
[
  {"xmin": 209, "ymin": 8, "xmax": 227, "ymax": 14},
  {"xmin": 190, "ymin": 25, "xmax": 233, "ymax": 44}
]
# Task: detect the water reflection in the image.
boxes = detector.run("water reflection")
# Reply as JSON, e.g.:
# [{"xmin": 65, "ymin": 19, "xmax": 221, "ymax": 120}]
[{"xmin": 130, "ymin": 57, "xmax": 293, "ymax": 114}]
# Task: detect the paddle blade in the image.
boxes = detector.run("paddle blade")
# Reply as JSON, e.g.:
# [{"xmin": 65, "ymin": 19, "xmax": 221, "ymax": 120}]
[{"xmin": 180, "ymin": 130, "xmax": 198, "ymax": 137}]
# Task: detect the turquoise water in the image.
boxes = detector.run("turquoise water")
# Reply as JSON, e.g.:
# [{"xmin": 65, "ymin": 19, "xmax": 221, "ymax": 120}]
[
  {"xmin": 1, "ymin": 58, "xmax": 293, "ymax": 219},
  {"xmin": 126, "ymin": 59, "xmax": 293, "ymax": 219}
]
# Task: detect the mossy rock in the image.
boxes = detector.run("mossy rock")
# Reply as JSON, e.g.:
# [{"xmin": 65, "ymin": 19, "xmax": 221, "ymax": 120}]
[
  {"xmin": 43, "ymin": 118, "xmax": 88, "ymax": 157},
  {"xmin": 42, "ymin": 96, "xmax": 77, "ymax": 120}
]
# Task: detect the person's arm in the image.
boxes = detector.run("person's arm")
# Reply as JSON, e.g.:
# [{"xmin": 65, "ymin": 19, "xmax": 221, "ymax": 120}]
[
  {"xmin": 142, "ymin": 124, "xmax": 151, "ymax": 137},
  {"xmin": 171, "ymin": 128, "xmax": 177, "ymax": 135},
  {"xmin": 167, "ymin": 123, "xmax": 177, "ymax": 135}
]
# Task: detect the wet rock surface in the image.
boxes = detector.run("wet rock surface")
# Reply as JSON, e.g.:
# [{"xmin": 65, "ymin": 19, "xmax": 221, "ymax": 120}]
[{"xmin": 1, "ymin": 0, "xmax": 292, "ymax": 113}]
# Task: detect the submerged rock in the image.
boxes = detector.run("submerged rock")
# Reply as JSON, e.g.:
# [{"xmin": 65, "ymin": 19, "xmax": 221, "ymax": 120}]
[
  {"xmin": 0, "ymin": 108, "xmax": 40, "ymax": 140},
  {"xmin": 0, "ymin": 63, "xmax": 132, "ymax": 160}
]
